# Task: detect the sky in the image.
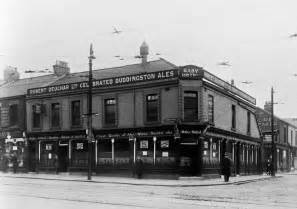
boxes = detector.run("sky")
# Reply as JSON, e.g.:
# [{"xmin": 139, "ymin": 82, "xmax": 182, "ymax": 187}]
[{"xmin": 1, "ymin": 0, "xmax": 297, "ymax": 118}]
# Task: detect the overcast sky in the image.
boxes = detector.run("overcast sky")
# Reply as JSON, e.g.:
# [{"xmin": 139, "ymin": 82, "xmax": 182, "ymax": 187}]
[{"xmin": 1, "ymin": 0, "xmax": 297, "ymax": 118}]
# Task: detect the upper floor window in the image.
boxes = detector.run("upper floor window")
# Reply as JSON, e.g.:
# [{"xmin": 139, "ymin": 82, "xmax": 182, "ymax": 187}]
[
  {"xmin": 32, "ymin": 104, "xmax": 41, "ymax": 128},
  {"xmin": 247, "ymin": 112, "xmax": 251, "ymax": 134},
  {"xmin": 231, "ymin": 105, "xmax": 236, "ymax": 130},
  {"xmin": 146, "ymin": 94, "xmax": 159, "ymax": 122},
  {"xmin": 291, "ymin": 130, "xmax": 293, "ymax": 145},
  {"xmin": 284, "ymin": 126, "xmax": 287, "ymax": 143},
  {"xmin": 104, "ymin": 98, "xmax": 116, "ymax": 125},
  {"xmin": 71, "ymin": 100, "xmax": 81, "ymax": 126},
  {"xmin": 51, "ymin": 103, "xmax": 60, "ymax": 128},
  {"xmin": 184, "ymin": 91, "xmax": 198, "ymax": 121},
  {"xmin": 9, "ymin": 104, "xmax": 18, "ymax": 126},
  {"xmin": 208, "ymin": 95, "xmax": 214, "ymax": 123}
]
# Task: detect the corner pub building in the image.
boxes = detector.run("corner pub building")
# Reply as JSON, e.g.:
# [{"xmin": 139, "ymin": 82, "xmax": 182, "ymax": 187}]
[{"xmin": 26, "ymin": 44, "xmax": 262, "ymax": 177}]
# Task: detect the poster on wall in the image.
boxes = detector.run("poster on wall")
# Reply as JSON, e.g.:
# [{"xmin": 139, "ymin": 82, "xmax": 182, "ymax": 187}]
[
  {"xmin": 161, "ymin": 140, "xmax": 169, "ymax": 148},
  {"xmin": 140, "ymin": 140, "xmax": 148, "ymax": 149},
  {"xmin": 45, "ymin": 144, "xmax": 52, "ymax": 151},
  {"xmin": 76, "ymin": 143, "xmax": 84, "ymax": 150}
]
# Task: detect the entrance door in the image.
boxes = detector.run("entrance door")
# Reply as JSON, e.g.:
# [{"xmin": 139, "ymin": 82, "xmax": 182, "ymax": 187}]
[
  {"xmin": 28, "ymin": 141, "xmax": 37, "ymax": 172},
  {"xmin": 58, "ymin": 145, "xmax": 68, "ymax": 172},
  {"xmin": 180, "ymin": 144, "xmax": 200, "ymax": 176}
]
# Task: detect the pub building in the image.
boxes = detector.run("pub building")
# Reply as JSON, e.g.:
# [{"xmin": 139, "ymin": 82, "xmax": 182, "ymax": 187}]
[{"xmin": 26, "ymin": 43, "xmax": 262, "ymax": 177}]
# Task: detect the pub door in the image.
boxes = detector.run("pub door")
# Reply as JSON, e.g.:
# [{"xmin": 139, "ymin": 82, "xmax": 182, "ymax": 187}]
[
  {"xmin": 58, "ymin": 145, "xmax": 68, "ymax": 172},
  {"xmin": 28, "ymin": 141, "xmax": 37, "ymax": 172},
  {"xmin": 180, "ymin": 144, "xmax": 200, "ymax": 176}
]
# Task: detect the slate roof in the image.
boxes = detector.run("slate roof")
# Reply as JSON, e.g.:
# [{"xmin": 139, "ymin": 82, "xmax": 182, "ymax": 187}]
[
  {"xmin": 0, "ymin": 74, "xmax": 62, "ymax": 98},
  {"xmin": 0, "ymin": 59, "xmax": 176, "ymax": 98},
  {"xmin": 51, "ymin": 58, "xmax": 177, "ymax": 85}
]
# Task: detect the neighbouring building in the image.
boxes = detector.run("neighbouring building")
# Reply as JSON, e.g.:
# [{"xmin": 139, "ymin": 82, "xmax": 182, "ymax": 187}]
[
  {"xmin": 256, "ymin": 103, "xmax": 291, "ymax": 172},
  {"xmin": 283, "ymin": 118, "xmax": 297, "ymax": 169},
  {"xmin": 25, "ymin": 43, "xmax": 262, "ymax": 177},
  {"xmin": 0, "ymin": 63, "xmax": 69, "ymax": 172}
]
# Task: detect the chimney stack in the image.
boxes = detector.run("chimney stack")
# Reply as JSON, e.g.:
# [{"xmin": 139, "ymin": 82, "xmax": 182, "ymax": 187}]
[
  {"xmin": 140, "ymin": 41, "xmax": 149, "ymax": 65},
  {"xmin": 231, "ymin": 79, "xmax": 235, "ymax": 86},
  {"xmin": 4, "ymin": 66, "xmax": 19, "ymax": 82},
  {"xmin": 53, "ymin": 61, "xmax": 70, "ymax": 76}
]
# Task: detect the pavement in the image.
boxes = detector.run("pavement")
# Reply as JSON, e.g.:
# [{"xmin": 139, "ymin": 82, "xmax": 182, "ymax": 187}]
[{"xmin": 0, "ymin": 171, "xmax": 283, "ymax": 187}]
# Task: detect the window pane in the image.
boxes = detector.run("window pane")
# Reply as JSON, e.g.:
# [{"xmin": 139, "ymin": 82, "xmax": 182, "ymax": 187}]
[
  {"xmin": 184, "ymin": 92, "xmax": 198, "ymax": 121},
  {"xmin": 104, "ymin": 99, "xmax": 116, "ymax": 125},
  {"xmin": 146, "ymin": 94, "xmax": 159, "ymax": 122},
  {"xmin": 208, "ymin": 95, "xmax": 214, "ymax": 123},
  {"xmin": 72, "ymin": 101, "xmax": 81, "ymax": 126},
  {"xmin": 232, "ymin": 105, "xmax": 236, "ymax": 129},
  {"xmin": 33, "ymin": 105, "xmax": 41, "ymax": 128},
  {"xmin": 51, "ymin": 103, "xmax": 60, "ymax": 127},
  {"xmin": 9, "ymin": 104, "xmax": 18, "ymax": 126}
]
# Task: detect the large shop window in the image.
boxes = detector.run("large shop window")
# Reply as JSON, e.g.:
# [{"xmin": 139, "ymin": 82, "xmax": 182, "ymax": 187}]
[
  {"xmin": 104, "ymin": 98, "xmax": 116, "ymax": 125},
  {"xmin": 146, "ymin": 94, "xmax": 159, "ymax": 122},
  {"xmin": 9, "ymin": 104, "xmax": 18, "ymax": 126},
  {"xmin": 208, "ymin": 95, "xmax": 214, "ymax": 123},
  {"xmin": 32, "ymin": 104, "xmax": 41, "ymax": 128},
  {"xmin": 231, "ymin": 105, "xmax": 236, "ymax": 130},
  {"xmin": 71, "ymin": 100, "xmax": 81, "ymax": 126},
  {"xmin": 51, "ymin": 103, "xmax": 60, "ymax": 128},
  {"xmin": 184, "ymin": 91, "xmax": 198, "ymax": 121}
]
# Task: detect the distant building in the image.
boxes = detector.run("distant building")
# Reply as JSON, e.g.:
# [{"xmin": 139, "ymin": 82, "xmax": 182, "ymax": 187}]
[
  {"xmin": 24, "ymin": 43, "xmax": 262, "ymax": 177},
  {"xmin": 255, "ymin": 104, "xmax": 292, "ymax": 172}
]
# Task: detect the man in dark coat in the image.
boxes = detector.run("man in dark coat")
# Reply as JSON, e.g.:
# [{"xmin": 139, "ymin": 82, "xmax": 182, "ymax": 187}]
[
  {"xmin": 12, "ymin": 154, "xmax": 18, "ymax": 174},
  {"xmin": 222, "ymin": 155, "xmax": 231, "ymax": 182},
  {"xmin": 135, "ymin": 157, "xmax": 144, "ymax": 179}
]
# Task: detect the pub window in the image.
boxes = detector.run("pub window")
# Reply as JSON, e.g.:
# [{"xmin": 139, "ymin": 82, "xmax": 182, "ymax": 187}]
[
  {"xmin": 184, "ymin": 91, "xmax": 198, "ymax": 121},
  {"xmin": 32, "ymin": 104, "xmax": 41, "ymax": 128},
  {"xmin": 104, "ymin": 98, "xmax": 116, "ymax": 125},
  {"xmin": 51, "ymin": 103, "xmax": 60, "ymax": 128},
  {"xmin": 71, "ymin": 100, "xmax": 81, "ymax": 126},
  {"xmin": 208, "ymin": 95, "xmax": 214, "ymax": 123},
  {"xmin": 231, "ymin": 105, "xmax": 236, "ymax": 129},
  {"xmin": 146, "ymin": 94, "xmax": 159, "ymax": 122},
  {"xmin": 247, "ymin": 111, "xmax": 251, "ymax": 134},
  {"xmin": 9, "ymin": 104, "xmax": 18, "ymax": 126}
]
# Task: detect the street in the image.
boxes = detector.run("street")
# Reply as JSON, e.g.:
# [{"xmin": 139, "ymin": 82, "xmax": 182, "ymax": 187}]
[{"xmin": 1, "ymin": 174, "xmax": 297, "ymax": 209}]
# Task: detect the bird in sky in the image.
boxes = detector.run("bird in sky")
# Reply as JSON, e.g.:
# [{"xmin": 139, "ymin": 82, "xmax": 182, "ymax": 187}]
[
  {"xmin": 112, "ymin": 27, "xmax": 122, "ymax": 34},
  {"xmin": 217, "ymin": 61, "xmax": 231, "ymax": 67},
  {"xmin": 289, "ymin": 33, "xmax": 297, "ymax": 38},
  {"xmin": 114, "ymin": 55, "xmax": 121, "ymax": 58},
  {"xmin": 25, "ymin": 70, "xmax": 35, "ymax": 73},
  {"xmin": 241, "ymin": 81, "xmax": 253, "ymax": 84},
  {"xmin": 292, "ymin": 73, "xmax": 297, "ymax": 76},
  {"xmin": 155, "ymin": 53, "xmax": 161, "ymax": 56},
  {"xmin": 119, "ymin": 58, "xmax": 124, "ymax": 60}
]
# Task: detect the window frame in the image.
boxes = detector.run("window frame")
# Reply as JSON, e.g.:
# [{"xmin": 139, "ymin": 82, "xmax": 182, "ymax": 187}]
[
  {"xmin": 103, "ymin": 98, "xmax": 117, "ymax": 126},
  {"xmin": 32, "ymin": 104, "xmax": 42, "ymax": 129},
  {"xmin": 51, "ymin": 102, "xmax": 61, "ymax": 128},
  {"xmin": 145, "ymin": 93, "xmax": 160, "ymax": 123},
  {"xmin": 207, "ymin": 95, "xmax": 214, "ymax": 124},
  {"xmin": 71, "ymin": 100, "xmax": 81, "ymax": 127},
  {"xmin": 183, "ymin": 91, "xmax": 198, "ymax": 122},
  {"xmin": 247, "ymin": 111, "xmax": 251, "ymax": 135},
  {"xmin": 9, "ymin": 104, "xmax": 18, "ymax": 126},
  {"xmin": 231, "ymin": 104, "xmax": 236, "ymax": 130}
]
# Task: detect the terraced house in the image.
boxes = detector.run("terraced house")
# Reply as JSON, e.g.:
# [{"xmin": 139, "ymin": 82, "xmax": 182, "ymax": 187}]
[{"xmin": 24, "ymin": 43, "xmax": 262, "ymax": 177}]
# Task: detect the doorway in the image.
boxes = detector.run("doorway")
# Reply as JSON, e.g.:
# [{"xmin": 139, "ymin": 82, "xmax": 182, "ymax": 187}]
[
  {"xmin": 28, "ymin": 141, "xmax": 37, "ymax": 172},
  {"xmin": 180, "ymin": 144, "xmax": 200, "ymax": 176},
  {"xmin": 58, "ymin": 145, "xmax": 68, "ymax": 172}
]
